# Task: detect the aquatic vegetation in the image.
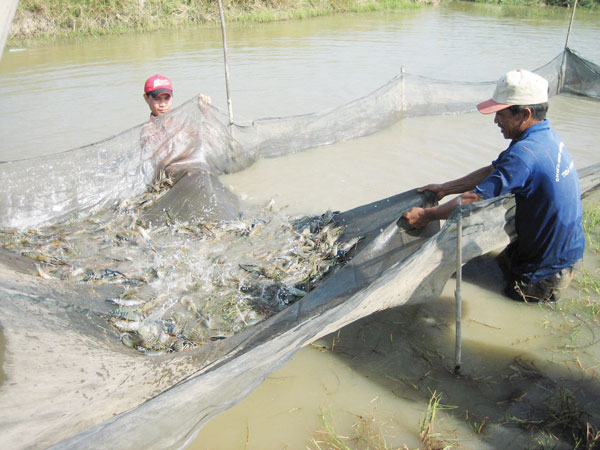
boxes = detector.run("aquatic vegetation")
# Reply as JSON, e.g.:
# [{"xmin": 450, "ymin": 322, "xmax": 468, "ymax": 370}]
[
  {"xmin": 311, "ymin": 407, "xmax": 397, "ymax": 450},
  {"xmin": 0, "ymin": 179, "xmax": 358, "ymax": 354},
  {"xmin": 419, "ymin": 390, "xmax": 458, "ymax": 449},
  {"xmin": 502, "ymin": 198, "xmax": 600, "ymax": 448},
  {"xmin": 543, "ymin": 196, "xmax": 600, "ymax": 352},
  {"xmin": 309, "ymin": 388, "xmax": 460, "ymax": 450},
  {"xmin": 464, "ymin": 410, "xmax": 487, "ymax": 435},
  {"xmin": 575, "ymin": 268, "xmax": 600, "ymax": 297},
  {"xmin": 502, "ymin": 362, "xmax": 600, "ymax": 450},
  {"xmin": 312, "ymin": 409, "xmax": 353, "ymax": 450},
  {"xmin": 582, "ymin": 201, "xmax": 600, "ymax": 253}
]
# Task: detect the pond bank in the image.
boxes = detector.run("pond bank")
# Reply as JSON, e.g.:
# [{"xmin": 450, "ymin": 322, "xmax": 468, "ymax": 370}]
[
  {"xmin": 9, "ymin": 0, "xmax": 597, "ymax": 44},
  {"xmin": 9, "ymin": 0, "xmax": 428, "ymax": 43}
]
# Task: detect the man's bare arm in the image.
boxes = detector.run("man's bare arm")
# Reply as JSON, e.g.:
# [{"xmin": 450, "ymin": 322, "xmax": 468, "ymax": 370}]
[
  {"xmin": 418, "ymin": 165, "xmax": 494, "ymax": 200},
  {"xmin": 403, "ymin": 191, "xmax": 483, "ymax": 229}
]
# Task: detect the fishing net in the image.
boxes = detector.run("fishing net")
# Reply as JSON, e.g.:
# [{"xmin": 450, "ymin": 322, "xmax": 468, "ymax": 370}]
[
  {"xmin": 1, "ymin": 49, "xmax": 598, "ymax": 229},
  {"xmin": 1, "ymin": 48, "xmax": 600, "ymax": 449}
]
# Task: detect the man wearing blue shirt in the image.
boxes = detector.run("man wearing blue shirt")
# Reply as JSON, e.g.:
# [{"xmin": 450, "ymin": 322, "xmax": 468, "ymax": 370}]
[{"xmin": 403, "ymin": 69, "xmax": 585, "ymax": 302}]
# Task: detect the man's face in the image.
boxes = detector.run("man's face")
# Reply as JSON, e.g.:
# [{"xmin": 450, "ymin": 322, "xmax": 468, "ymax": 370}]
[
  {"xmin": 494, "ymin": 108, "xmax": 528, "ymax": 140},
  {"xmin": 145, "ymin": 93, "xmax": 172, "ymax": 116}
]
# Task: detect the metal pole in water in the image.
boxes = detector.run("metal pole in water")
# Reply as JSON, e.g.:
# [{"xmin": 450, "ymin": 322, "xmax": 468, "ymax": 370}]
[
  {"xmin": 217, "ymin": 0, "xmax": 234, "ymax": 125},
  {"xmin": 454, "ymin": 197, "xmax": 463, "ymax": 375}
]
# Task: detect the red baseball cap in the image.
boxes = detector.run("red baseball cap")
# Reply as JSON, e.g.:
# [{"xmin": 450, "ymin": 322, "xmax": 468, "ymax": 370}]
[{"xmin": 144, "ymin": 74, "xmax": 173, "ymax": 97}]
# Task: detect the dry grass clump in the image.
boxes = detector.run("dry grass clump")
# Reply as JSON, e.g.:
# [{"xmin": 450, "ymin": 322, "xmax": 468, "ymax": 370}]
[
  {"xmin": 310, "ymin": 391, "xmax": 458, "ymax": 450},
  {"xmin": 9, "ymin": 0, "xmax": 428, "ymax": 42}
]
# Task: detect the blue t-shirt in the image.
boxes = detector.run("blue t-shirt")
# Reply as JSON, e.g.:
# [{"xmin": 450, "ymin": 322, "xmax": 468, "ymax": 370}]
[{"xmin": 475, "ymin": 119, "xmax": 585, "ymax": 282}]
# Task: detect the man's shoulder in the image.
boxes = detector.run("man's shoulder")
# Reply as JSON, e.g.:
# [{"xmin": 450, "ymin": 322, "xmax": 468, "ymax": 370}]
[
  {"xmin": 507, "ymin": 124, "xmax": 562, "ymax": 162},
  {"xmin": 497, "ymin": 141, "xmax": 535, "ymax": 168},
  {"xmin": 520, "ymin": 120, "xmax": 560, "ymax": 146}
]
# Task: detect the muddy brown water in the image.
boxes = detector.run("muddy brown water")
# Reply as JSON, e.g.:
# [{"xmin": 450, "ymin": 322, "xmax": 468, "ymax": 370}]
[
  {"xmin": 194, "ymin": 110, "xmax": 600, "ymax": 449},
  {"xmin": 1, "ymin": 3, "xmax": 599, "ymax": 160},
  {"xmin": 1, "ymin": 2, "xmax": 600, "ymax": 448}
]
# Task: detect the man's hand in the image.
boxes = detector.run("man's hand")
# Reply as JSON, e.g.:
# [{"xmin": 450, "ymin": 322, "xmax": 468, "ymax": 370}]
[
  {"xmin": 198, "ymin": 94, "xmax": 212, "ymax": 104},
  {"xmin": 404, "ymin": 191, "xmax": 483, "ymax": 230},
  {"xmin": 198, "ymin": 94, "xmax": 212, "ymax": 112},
  {"xmin": 403, "ymin": 206, "xmax": 431, "ymax": 229},
  {"xmin": 418, "ymin": 184, "xmax": 446, "ymax": 201}
]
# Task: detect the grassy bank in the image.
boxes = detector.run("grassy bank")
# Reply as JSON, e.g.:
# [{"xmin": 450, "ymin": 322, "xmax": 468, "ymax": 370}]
[
  {"xmin": 9, "ymin": 0, "xmax": 429, "ymax": 42},
  {"xmin": 9, "ymin": 0, "xmax": 598, "ymax": 44},
  {"xmin": 471, "ymin": 0, "xmax": 598, "ymax": 8}
]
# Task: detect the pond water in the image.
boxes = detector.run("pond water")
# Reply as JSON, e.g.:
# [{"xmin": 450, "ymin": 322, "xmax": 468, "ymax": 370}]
[
  {"xmin": 1, "ymin": 1, "xmax": 599, "ymax": 448},
  {"xmin": 1, "ymin": 2, "xmax": 599, "ymax": 160}
]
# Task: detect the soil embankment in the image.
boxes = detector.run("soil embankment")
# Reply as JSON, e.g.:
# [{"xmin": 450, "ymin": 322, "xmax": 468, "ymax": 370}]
[
  {"xmin": 10, "ymin": 0, "xmax": 597, "ymax": 43},
  {"xmin": 9, "ymin": 0, "xmax": 432, "ymax": 42}
]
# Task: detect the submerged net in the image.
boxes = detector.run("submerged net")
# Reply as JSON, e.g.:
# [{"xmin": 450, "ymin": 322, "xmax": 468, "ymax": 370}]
[{"xmin": 1, "ymin": 48, "xmax": 599, "ymax": 449}]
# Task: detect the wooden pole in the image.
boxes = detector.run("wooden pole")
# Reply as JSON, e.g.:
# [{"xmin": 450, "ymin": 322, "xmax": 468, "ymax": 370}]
[
  {"xmin": 454, "ymin": 197, "xmax": 463, "ymax": 375},
  {"xmin": 564, "ymin": 0, "xmax": 578, "ymax": 50},
  {"xmin": 559, "ymin": 0, "xmax": 578, "ymax": 93},
  {"xmin": 216, "ymin": 0, "xmax": 234, "ymax": 125}
]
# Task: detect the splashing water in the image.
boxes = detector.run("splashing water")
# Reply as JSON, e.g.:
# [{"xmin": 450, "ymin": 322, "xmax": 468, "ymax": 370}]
[{"xmin": 0, "ymin": 178, "xmax": 357, "ymax": 354}]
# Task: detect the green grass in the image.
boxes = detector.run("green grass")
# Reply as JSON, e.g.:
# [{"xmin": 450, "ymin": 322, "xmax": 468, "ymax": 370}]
[
  {"xmin": 468, "ymin": 0, "xmax": 599, "ymax": 8},
  {"xmin": 562, "ymin": 195, "xmax": 600, "ymax": 327},
  {"xmin": 504, "ymin": 385, "xmax": 600, "ymax": 449},
  {"xmin": 9, "ymin": 0, "xmax": 599, "ymax": 44},
  {"xmin": 583, "ymin": 204, "xmax": 600, "ymax": 253},
  {"xmin": 529, "ymin": 194, "xmax": 600, "ymax": 448},
  {"xmin": 311, "ymin": 409, "xmax": 353, "ymax": 450},
  {"xmin": 311, "ymin": 408, "xmax": 393, "ymax": 450},
  {"xmin": 575, "ymin": 269, "xmax": 600, "ymax": 297},
  {"xmin": 540, "ymin": 195, "xmax": 600, "ymax": 353},
  {"xmin": 419, "ymin": 390, "xmax": 459, "ymax": 449},
  {"xmin": 310, "ymin": 392, "xmax": 458, "ymax": 450},
  {"xmin": 8, "ymin": 0, "xmax": 427, "ymax": 43}
]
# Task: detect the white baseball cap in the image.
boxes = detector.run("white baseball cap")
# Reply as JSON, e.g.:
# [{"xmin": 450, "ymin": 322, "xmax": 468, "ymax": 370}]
[{"xmin": 477, "ymin": 69, "xmax": 549, "ymax": 114}]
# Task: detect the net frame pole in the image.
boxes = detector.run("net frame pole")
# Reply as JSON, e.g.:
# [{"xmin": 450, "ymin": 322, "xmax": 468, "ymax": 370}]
[
  {"xmin": 454, "ymin": 197, "xmax": 463, "ymax": 375},
  {"xmin": 217, "ymin": 0, "xmax": 234, "ymax": 125},
  {"xmin": 564, "ymin": 0, "xmax": 578, "ymax": 50},
  {"xmin": 559, "ymin": 0, "xmax": 578, "ymax": 92}
]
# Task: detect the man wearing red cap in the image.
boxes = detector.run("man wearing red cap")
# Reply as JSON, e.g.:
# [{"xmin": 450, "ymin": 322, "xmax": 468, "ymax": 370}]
[
  {"xmin": 143, "ymin": 74, "xmax": 211, "ymax": 117},
  {"xmin": 143, "ymin": 74, "xmax": 174, "ymax": 117},
  {"xmin": 403, "ymin": 69, "xmax": 585, "ymax": 302},
  {"xmin": 140, "ymin": 74, "xmax": 177, "ymax": 178},
  {"xmin": 140, "ymin": 74, "xmax": 213, "ymax": 181}
]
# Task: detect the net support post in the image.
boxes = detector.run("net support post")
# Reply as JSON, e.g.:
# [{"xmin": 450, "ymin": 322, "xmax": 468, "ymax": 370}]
[
  {"xmin": 454, "ymin": 197, "xmax": 463, "ymax": 375},
  {"xmin": 564, "ymin": 0, "xmax": 578, "ymax": 51},
  {"xmin": 217, "ymin": 0, "xmax": 234, "ymax": 125},
  {"xmin": 559, "ymin": 0, "xmax": 578, "ymax": 93}
]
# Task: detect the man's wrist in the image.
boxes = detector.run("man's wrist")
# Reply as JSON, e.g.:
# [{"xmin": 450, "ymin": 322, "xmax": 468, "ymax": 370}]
[{"xmin": 423, "ymin": 207, "xmax": 436, "ymax": 222}]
